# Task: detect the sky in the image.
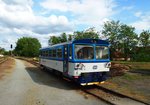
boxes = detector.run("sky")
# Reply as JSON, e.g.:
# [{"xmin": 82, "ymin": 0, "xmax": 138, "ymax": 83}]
[{"xmin": 0, "ymin": 0, "xmax": 150, "ymax": 50}]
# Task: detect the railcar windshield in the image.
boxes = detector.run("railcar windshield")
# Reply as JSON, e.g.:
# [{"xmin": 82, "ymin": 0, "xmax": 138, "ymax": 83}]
[
  {"xmin": 74, "ymin": 44, "xmax": 109, "ymax": 60},
  {"xmin": 75, "ymin": 44, "xmax": 94, "ymax": 60},
  {"xmin": 96, "ymin": 46, "xmax": 109, "ymax": 59}
]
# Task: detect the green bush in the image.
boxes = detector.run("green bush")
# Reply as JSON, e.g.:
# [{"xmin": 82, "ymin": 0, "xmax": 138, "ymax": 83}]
[{"xmin": 133, "ymin": 53, "xmax": 150, "ymax": 62}]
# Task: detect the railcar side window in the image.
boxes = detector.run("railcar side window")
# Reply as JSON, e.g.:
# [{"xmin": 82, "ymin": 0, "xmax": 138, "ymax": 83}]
[
  {"xmin": 57, "ymin": 48, "xmax": 62, "ymax": 58},
  {"xmin": 51, "ymin": 50, "xmax": 53, "ymax": 57},
  {"xmin": 52, "ymin": 49, "xmax": 56, "ymax": 58},
  {"xmin": 96, "ymin": 46, "xmax": 109, "ymax": 59},
  {"xmin": 49, "ymin": 50, "xmax": 52, "ymax": 57},
  {"xmin": 43, "ymin": 51, "xmax": 45, "ymax": 56},
  {"xmin": 69, "ymin": 45, "xmax": 72, "ymax": 59},
  {"xmin": 40, "ymin": 51, "xmax": 42, "ymax": 56},
  {"xmin": 46, "ymin": 51, "xmax": 48, "ymax": 57},
  {"xmin": 75, "ymin": 44, "xmax": 94, "ymax": 60}
]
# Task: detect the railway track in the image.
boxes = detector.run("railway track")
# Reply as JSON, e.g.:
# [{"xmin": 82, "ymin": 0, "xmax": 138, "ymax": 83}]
[
  {"xmin": 81, "ymin": 85, "xmax": 148, "ymax": 105},
  {"xmin": 0, "ymin": 57, "xmax": 8, "ymax": 64},
  {"xmin": 16, "ymin": 57, "xmax": 39, "ymax": 67},
  {"xmin": 19, "ymin": 57, "xmax": 149, "ymax": 105}
]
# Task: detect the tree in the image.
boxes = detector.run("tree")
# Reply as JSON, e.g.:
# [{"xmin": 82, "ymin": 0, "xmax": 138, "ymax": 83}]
[
  {"xmin": 49, "ymin": 33, "xmax": 67, "ymax": 45},
  {"xmin": 132, "ymin": 30, "xmax": 150, "ymax": 62},
  {"xmin": 102, "ymin": 20, "xmax": 121, "ymax": 49},
  {"xmin": 49, "ymin": 36, "xmax": 61, "ymax": 45},
  {"xmin": 60, "ymin": 33, "xmax": 67, "ymax": 42},
  {"xmin": 102, "ymin": 20, "xmax": 138, "ymax": 60},
  {"xmin": 15, "ymin": 37, "xmax": 41, "ymax": 57},
  {"xmin": 119, "ymin": 24, "xmax": 138, "ymax": 60},
  {"xmin": 139, "ymin": 30, "xmax": 150, "ymax": 47},
  {"xmin": 49, "ymin": 27, "xmax": 99, "ymax": 45},
  {"xmin": 68, "ymin": 34, "xmax": 73, "ymax": 41},
  {"xmin": 74, "ymin": 27, "xmax": 99, "ymax": 40},
  {"xmin": 102, "ymin": 20, "xmax": 121, "ymax": 59},
  {"xmin": 0, "ymin": 47, "xmax": 5, "ymax": 54}
]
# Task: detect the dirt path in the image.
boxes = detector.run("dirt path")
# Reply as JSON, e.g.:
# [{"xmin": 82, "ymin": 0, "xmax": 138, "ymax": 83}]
[{"xmin": 0, "ymin": 59, "xmax": 107, "ymax": 105}]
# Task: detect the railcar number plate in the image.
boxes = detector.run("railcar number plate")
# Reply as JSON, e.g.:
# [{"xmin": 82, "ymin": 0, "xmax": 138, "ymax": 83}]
[{"xmin": 93, "ymin": 65, "xmax": 97, "ymax": 69}]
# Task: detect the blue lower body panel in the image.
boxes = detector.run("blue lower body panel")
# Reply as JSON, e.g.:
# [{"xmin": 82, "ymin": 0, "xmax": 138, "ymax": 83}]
[{"xmin": 77, "ymin": 72, "xmax": 108, "ymax": 85}]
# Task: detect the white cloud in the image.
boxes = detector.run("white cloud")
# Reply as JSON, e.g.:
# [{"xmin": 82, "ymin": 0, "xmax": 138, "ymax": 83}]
[
  {"xmin": 132, "ymin": 12, "xmax": 150, "ymax": 31},
  {"xmin": 0, "ymin": 0, "xmax": 73, "ymax": 33},
  {"xmin": 0, "ymin": 26, "xmax": 51, "ymax": 50},
  {"xmin": 135, "ymin": 11, "xmax": 142, "ymax": 17},
  {"xmin": 2, "ymin": 0, "xmax": 33, "ymax": 6},
  {"xmin": 122, "ymin": 6, "xmax": 134, "ymax": 10},
  {"xmin": 0, "ymin": 26, "xmax": 18, "ymax": 50},
  {"xmin": 41, "ymin": 0, "xmax": 68, "ymax": 12},
  {"xmin": 0, "ymin": 0, "xmax": 74, "ymax": 50},
  {"xmin": 13, "ymin": 28, "xmax": 51, "ymax": 47},
  {"xmin": 40, "ymin": 0, "xmax": 116, "ymax": 25}
]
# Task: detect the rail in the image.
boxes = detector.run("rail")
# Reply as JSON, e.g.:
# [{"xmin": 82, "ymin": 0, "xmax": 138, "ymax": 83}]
[
  {"xmin": 81, "ymin": 85, "xmax": 148, "ymax": 105},
  {"xmin": 0, "ymin": 57, "xmax": 8, "ymax": 64},
  {"xmin": 95, "ymin": 85, "xmax": 149, "ymax": 105}
]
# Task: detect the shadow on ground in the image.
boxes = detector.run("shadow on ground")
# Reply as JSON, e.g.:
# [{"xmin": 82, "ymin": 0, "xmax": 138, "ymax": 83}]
[{"xmin": 25, "ymin": 67, "xmax": 80, "ymax": 90}]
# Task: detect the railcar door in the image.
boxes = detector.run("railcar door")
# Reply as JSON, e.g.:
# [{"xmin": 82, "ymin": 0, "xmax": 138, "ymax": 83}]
[{"xmin": 63, "ymin": 45, "xmax": 68, "ymax": 75}]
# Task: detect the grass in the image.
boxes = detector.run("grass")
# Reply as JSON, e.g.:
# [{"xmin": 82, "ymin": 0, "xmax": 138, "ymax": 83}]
[
  {"xmin": 103, "ymin": 72, "xmax": 150, "ymax": 104},
  {"xmin": 101, "ymin": 61, "xmax": 150, "ymax": 104},
  {"xmin": 121, "ymin": 73, "xmax": 141, "ymax": 80},
  {"xmin": 112, "ymin": 61, "xmax": 150, "ymax": 70}
]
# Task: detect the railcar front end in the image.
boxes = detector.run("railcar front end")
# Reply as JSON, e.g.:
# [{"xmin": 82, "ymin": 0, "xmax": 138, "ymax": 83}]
[{"xmin": 68, "ymin": 39, "xmax": 111, "ymax": 85}]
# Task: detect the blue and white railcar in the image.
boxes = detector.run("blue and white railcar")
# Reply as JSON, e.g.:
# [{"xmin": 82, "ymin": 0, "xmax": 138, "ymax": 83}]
[{"xmin": 39, "ymin": 39, "xmax": 111, "ymax": 85}]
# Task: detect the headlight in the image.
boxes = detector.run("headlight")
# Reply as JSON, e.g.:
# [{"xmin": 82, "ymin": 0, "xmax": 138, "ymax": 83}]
[{"xmin": 105, "ymin": 62, "xmax": 111, "ymax": 68}]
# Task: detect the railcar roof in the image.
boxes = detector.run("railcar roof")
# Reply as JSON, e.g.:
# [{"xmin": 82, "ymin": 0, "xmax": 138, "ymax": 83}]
[
  {"xmin": 72, "ymin": 39, "xmax": 109, "ymax": 44},
  {"xmin": 40, "ymin": 39, "xmax": 109, "ymax": 50},
  {"xmin": 40, "ymin": 41, "xmax": 72, "ymax": 50}
]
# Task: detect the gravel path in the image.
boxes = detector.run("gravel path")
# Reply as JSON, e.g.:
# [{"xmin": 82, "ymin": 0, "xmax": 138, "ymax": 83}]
[{"xmin": 0, "ymin": 59, "xmax": 108, "ymax": 105}]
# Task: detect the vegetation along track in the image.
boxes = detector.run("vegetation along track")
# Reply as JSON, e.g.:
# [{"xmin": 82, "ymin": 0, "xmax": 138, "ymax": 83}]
[
  {"xmin": 81, "ymin": 85, "xmax": 149, "ymax": 105},
  {"xmin": 0, "ymin": 57, "xmax": 8, "ymax": 64},
  {"xmin": 19, "ymin": 58, "xmax": 149, "ymax": 105}
]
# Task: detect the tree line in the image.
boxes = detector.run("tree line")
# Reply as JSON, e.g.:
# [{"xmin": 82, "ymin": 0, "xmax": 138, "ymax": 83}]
[
  {"xmin": 102, "ymin": 21, "xmax": 150, "ymax": 61},
  {"xmin": 1, "ymin": 20, "xmax": 149, "ymax": 61},
  {"xmin": 48, "ymin": 27, "xmax": 99, "ymax": 45},
  {"xmin": 1, "ymin": 37, "xmax": 41, "ymax": 57}
]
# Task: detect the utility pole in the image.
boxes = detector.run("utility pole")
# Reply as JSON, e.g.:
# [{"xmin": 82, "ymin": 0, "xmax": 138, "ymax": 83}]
[{"xmin": 10, "ymin": 44, "xmax": 13, "ymax": 56}]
